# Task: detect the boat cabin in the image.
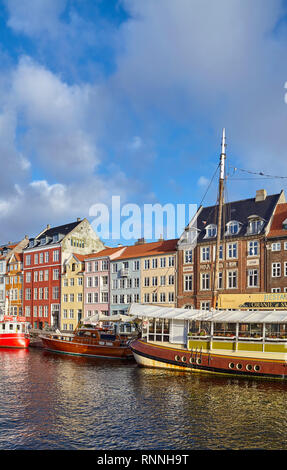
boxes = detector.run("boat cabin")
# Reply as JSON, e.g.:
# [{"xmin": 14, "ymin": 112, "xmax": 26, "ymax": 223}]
[
  {"xmin": 129, "ymin": 304, "xmax": 287, "ymax": 353},
  {"xmin": 0, "ymin": 321, "xmax": 29, "ymax": 334}
]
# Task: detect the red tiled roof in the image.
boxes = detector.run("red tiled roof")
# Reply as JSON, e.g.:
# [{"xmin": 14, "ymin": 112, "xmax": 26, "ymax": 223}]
[
  {"xmin": 268, "ymin": 203, "xmax": 287, "ymax": 238},
  {"xmin": 84, "ymin": 247, "xmax": 125, "ymax": 259},
  {"xmin": 113, "ymin": 239, "xmax": 179, "ymax": 260}
]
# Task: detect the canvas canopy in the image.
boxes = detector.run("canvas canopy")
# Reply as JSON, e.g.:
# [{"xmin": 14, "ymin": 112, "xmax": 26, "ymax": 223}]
[
  {"xmin": 83, "ymin": 312, "xmax": 136, "ymax": 324},
  {"xmin": 128, "ymin": 303, "xmax": 287, "ymax": 324}
]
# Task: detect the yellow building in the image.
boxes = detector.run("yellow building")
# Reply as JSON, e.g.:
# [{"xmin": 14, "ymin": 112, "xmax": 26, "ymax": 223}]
[
  {"xmin": 140, "ymin": 239, "xmax": 178, "ymax": 307},
  {"xmin": 61, "ymin": 254, "xmax": 86, "ymax": 331},
  {"xmin": 6, "ymin": 253, "xmax": 24, "ymax": 317}
]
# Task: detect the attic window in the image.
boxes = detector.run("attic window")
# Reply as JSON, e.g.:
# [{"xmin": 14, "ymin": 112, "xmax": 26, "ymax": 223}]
[
  {"xmin": 40, "ymin": 237, "xmax": 46, "ymax": 245},
  {"xmin": 53, "ymin": 234, "xmax": 59, "ymax": 243},
  {"xmin": 283, "ymin": 218, "xmax": 287, "ymax": 230},
  {"xmin": 226, "ymin": 221, "xmax": 240, "ymax": 235},
  {"xmin": 205, "ymin": 224, "xmax": 217, "ymax": 238},
  {"xmin": 248, "ymin": 216, "xmax": 264, "ymax": 234},
  {"xmin": 29, "ymin": 240, "xmax": 34, "ymax": 248}
]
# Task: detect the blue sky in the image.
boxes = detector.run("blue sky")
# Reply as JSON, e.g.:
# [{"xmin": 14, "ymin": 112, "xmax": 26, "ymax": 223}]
[{"xmin": 1, "ymin": 0, "xmax": 287, "ymax": 245}]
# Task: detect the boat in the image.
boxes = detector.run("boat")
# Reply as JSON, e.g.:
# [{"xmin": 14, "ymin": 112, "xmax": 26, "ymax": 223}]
[
  {"xmin": 40, "ymin": 313, "xmax": 138, "ymax": 359},
  {"xmin": 0, "ymin": 316, "xmax": 30, "ymax": 349},
  {"xmin": 128, "ymin": 304, "xmax": 287, "ymax": 379}
]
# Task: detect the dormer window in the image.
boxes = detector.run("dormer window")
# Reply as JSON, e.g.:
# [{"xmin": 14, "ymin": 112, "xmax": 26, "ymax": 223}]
[
  {"xmin": 40, "ymin": 237, "xmax": 46, "ymax": 245},
  {"xmin": 53, "ymin": 234, "xmax": 59, "ymax": 243},
  {"xmin": 29, "ymin": 240, "xmax": 34, "ymax": 248},
  {"xmin": 283, "ymin": 218, "xmax": 287, "ymax": 230},
  {"xmin": 248, "ymin": 216, "xmax": 264, "ymax": 234},
  {"xmin": 205, "ymin": 224, "xmax": 217, "ymax": 238},
  {"xmin": 226, "ymin": 220, "xmax": 240, "ymax": 235}
]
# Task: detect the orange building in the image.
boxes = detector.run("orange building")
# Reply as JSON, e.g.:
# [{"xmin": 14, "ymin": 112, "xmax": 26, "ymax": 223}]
[{"xmin": 6, "ymin": 252, "xmax": 24, "ymax": 317}]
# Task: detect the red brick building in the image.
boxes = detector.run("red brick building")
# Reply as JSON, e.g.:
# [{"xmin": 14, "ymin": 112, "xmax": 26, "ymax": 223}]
[
  {"xmin": 23, "ymin": 219, "xmax": 104, "ymax": 329},
  {"xmin": 177, "ymin": 189, "xmax": 285, "ymax": 310},
  {"xmin": 266, "ymin": 202, "xmax": 287, "ymax": 294}
]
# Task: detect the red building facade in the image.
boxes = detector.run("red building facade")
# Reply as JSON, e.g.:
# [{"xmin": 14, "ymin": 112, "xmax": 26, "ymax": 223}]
[{"xmin": 23, "ymin": 243, "xmax": 62, "ymax": 329}]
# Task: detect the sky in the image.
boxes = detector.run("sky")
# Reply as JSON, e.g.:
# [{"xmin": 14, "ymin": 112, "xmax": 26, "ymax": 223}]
[{"xmin": 1, "ymin": 0, "xmax": 287, "ymax": 245}]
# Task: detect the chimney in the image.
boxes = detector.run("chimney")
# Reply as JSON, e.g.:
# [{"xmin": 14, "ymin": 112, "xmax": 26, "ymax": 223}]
[
  {"xmin": 77, "ymin": 218, "xmax": 81, "ymax": 222},
  {"xmin": 47, "ymin": 224, "xmax": 51, "ymax": 229},
  {"xmin": 134, "ymin": 238, "xmax": 145, "ymax": 245},
  {"xmin": 255, "ymin": 189, "xmax": 267, "ymax": 202}
]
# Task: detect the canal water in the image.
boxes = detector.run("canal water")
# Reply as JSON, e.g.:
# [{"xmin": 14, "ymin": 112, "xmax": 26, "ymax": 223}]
[{"xmin": 1, "ymin": 348, "xmax": 287, "ymax": 450}]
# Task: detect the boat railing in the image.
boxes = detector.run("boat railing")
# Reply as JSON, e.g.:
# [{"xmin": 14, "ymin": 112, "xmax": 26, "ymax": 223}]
[{"xmin": 187, "ymin": 333, "xmax": 287, "ymax": 342}]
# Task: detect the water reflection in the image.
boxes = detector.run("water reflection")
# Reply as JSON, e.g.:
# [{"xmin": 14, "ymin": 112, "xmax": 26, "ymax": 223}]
[{"xmin": 0, "ymin": 348, "xmax": 287, "ymax": 449}]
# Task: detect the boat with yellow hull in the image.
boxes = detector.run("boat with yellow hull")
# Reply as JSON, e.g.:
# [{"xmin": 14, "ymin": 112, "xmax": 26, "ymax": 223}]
[{"xmin": 128, "ymin": 304, "xmax": 287, "ymax": 379}]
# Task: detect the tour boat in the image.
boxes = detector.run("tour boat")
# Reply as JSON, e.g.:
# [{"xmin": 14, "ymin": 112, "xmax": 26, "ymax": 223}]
[
  {"xmin": 0, "ymin": 316, "xmax": 30, "ymax": 349},
  {"xmin": 128, "ymin": 304, "xmax": 287, "ymax": 379},
  {"xmin": 40, "ymin": 325, "xmax": 135, "ymax": 359}
]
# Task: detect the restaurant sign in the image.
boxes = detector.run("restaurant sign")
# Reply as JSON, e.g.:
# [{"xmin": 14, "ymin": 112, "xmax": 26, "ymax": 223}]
[{"xmin": 217, "ymin": 293, "xmax": 287, "ymax": 310}]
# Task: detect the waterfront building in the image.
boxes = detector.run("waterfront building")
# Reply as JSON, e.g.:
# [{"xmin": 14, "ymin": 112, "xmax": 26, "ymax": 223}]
[
  {"xmin": 6, "ymin": 252, "xmax": 24, "ymax": 317},
  {"xmin": 110, "ymin": 239, "xmax": 178, "ymax": 315},
  {"xmin": 266, "ymin": 202, "xmax": 287, "ymax": 294},
  {"xmin": 23, "ymin": 219, "xmax": 104, "ymax": 329},
  {"xmin": 0, "ymin": 237, "xmax": 29, "ymax": 316},
  {"xmin": 177, "ymin": 189, "xmax": 285, "ymax": 309},
  {"xmin": 83, "ymin": 246, "xmax": 125, "ymax": 320},
  {"xmin": 140, "ymin": 239, "xmax": 178, "ymax": 307},
  {"xmin": 61, "ymin": 253, "xmax": 86, "ymax": 331}
]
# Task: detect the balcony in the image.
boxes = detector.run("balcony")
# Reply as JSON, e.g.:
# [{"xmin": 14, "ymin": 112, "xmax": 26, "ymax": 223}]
[{"xmin": 120, "ymin": 268, "xmax": 129, "ymax": 277}]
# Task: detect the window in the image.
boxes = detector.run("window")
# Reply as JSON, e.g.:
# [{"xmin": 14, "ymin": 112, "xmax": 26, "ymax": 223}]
[
  {"xmin": 227, "ymin": 221, "xmax": 240, "ymax": 235},
  {"xmin": 112, "ymin": 295, "xmax": 118, "ymax": 304},
  {"xmin": 227, "ymin": 271, "xmax": 237, "ymax": 289},
  {"xmin": 133, "ymin": 260, "xmax": 140, "ymax": 271},
  {"xmin": 272, "ymin": 263, "xmax": 281, "ymax": 277},
  {"xmin": 217, "ymin": 272, "xmax": 223, "ymax": 289},
  {"xmin": 168, "ymin": 275, "xmax": 174, "ymax": 285},
  {"xmin": 201, "ymin": 302, "xmax": 210, "ymax": 311},
  {"xmin": 102, "ymin": 260, "xmax": 108, "ymax": 271},
  {"xmin": 53, "ymin": 287, "xmax": 59, "ymax": 300},
  {"xmin": 44, "ymin": 287, "xmax": 49, "ymax": 299},
  {"xmin": 45, "ymin": 252, "xmax": 49, "ymax": 263},
  {"xmin": 144, "ymin": 260, "xmax": 150, "ymax": 270},
  {"xmin": 201, "ymin": 246, "xmax": 210, "ymax": 262},
  {"xmin": 201, "ymin": 273, "xmax": 210, "ymax": 290},
  {"xmin": 160, "ymin": 257, "xmax": 166, "ymax": 268},
  {"xmin": 152, "ymin": 258, "xmax": 157, "ymax": 269},
  {"xmin": 227, "ymin": 243, "xmax": 237, "ymax": 259},
  {"xmin": 112, "ymin": 263, "xmax": 117, "ymax": 273},
  {"xmin": 248, "ymin": 240, "xmax": 259, "ymax": 256},
  {"xmin": 271, "ymin": 242, "xmax": 281, "ymax": 251},
  {"xmin": 53, "ymin": 269, "xmax": 59, "ymax": 280},
  {"xmin": 285, "ymin": 262, "xmax": 287, "ymax": 277},
  {"xmin": 184, "ymin": 275, "xmax": 193, "ymax": 291},
  {"xmin": 168, "ymin": 256, "xmax": 174, "ymax": 267},
  {"xmin": 184, "ymin": 249, "xmax": 192, "ymax": 264},
  {"xmin": 152, "ymin": 293, "xmax": 157, "ymax": 303},
  {"xmin": 25, "ymin": 288, "xmax": 31, "ymax": 300},
  {"xmin": 160, "ymin": 276, "xmax": 166, "ymax": 286},
  {"xmin": 152, "ymin": 276, "xmax": 158, "ymax": 286},
  {"xmin": 144, "ymin": 293, "xmax": 150, "ymax": 303},
  {"xmin": 26, "ymin": 255, "xmax": 31, "ymax": 266},
  {"xmin": 168, "ymin": 292, "xmax": 174, "ymax": 303},
  {"xmin": 53, "ymin": 250, "xmax": 59, "ymax": 262},
  {"xmin": 206, "ymin": 224, "xmax": 217, "ymax": 238},
  {"xmin": 26, "ymin": 272, "xmax": 31, "ymax": 283},
  {"xmin": 248, "ymin": 269, "xmax": 258, "ymax": 287},
  {"xmin": 248, "ymin": 218, "xmax": 263, "ymax": 234},
  {"xmin": 144, "ymin": 277, "xmax": 150, "ymax": 287},
  {"xmin": 34, "ymin": 254, "xmax": 38, "ymax": 265},
  {"xmin": 160, "ymin": 293, "xmax": 166, "ymax": 303},
  {"xmin": 271, "ymin": 288, "xmax": 281, "ymax": 292}
]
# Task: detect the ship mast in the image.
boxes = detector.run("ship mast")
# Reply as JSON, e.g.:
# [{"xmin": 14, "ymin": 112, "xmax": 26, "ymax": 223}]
[{"xmin": 212, "ymin": 128, "xmax": 226, "ymax": 310}]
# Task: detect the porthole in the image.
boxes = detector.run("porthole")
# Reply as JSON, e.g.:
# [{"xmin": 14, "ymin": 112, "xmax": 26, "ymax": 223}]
[
  {"xmin": 229, "ymin": 362, "xmax": 235, "ymax": 369},
  {"xmin": 246, "ymin": 364, "xmax": 253, "ymax": 371},
  {"xmin": 189, "ymin": 357, "xmax": 195, "ymax": 364},
  {"xmin": 175, "ymin": 355, "xmax": 180, "ymax": 361},
  {"xmin": 182, "ymin": 356, "xmax": 187, "ymax": 362},
  {"xmin": 236, "ymin": 363, "xmax": 242, "ymax": 370},
  {"xmin": 254, "ymin": 365, "xmax": 260, "ymax": 372},
  {"xmin": 196, "ymin": 358, "xmax": 202, "ymax": 365}
]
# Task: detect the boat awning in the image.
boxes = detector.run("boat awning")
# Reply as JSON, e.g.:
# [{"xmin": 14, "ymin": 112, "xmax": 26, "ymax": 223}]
[
  {"xmin": 128, "ymin": 304, "xmax": 287, "ymax": 323},
  {"xmin": 83, "ymin": 313, "xmax": 136, "ymax": 324}
]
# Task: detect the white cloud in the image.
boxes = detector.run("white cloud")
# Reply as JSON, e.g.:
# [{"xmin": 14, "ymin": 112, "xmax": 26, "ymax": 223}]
[{"xmin": 197, "ymin": 176, "xmax": 209, "ymax": 187}]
